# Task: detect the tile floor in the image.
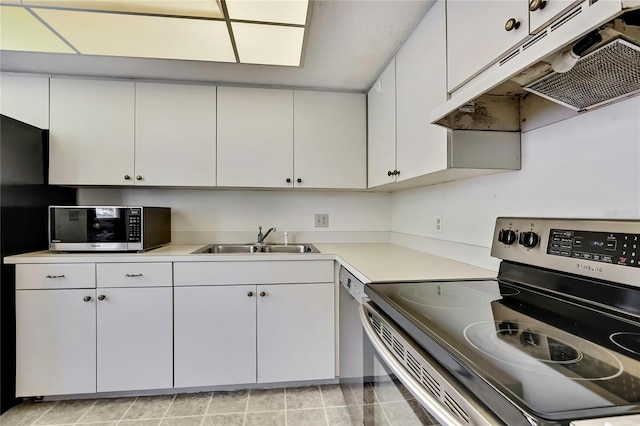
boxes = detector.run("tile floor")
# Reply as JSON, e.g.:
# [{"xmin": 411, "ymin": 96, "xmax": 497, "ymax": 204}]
[{"xmin": 0, "ymin": 383, "xmax": 439, "ymax": 426}]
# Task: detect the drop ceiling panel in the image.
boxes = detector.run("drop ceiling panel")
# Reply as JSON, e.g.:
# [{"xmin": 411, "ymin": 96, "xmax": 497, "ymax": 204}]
[
  {"xmin": 233, "ymin": 22, "xmax": 304, "ymax": 66},
  {"xmin": 31, "ymin": 8, "xmax": 236, "ymax": 62},
  {"xmin": 0, "ymin": 6, "xmax": 75, "ymax": 53},
  {"xmin": 22, "ymin": 0, "xmax": 224, "ymax": 18},
  {"xmin": 226, "ymin": 0, "xmax": 308, "ymax": 25}
]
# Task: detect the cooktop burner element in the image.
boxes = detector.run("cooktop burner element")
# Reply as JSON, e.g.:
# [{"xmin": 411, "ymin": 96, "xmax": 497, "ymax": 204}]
[
  {"xmin": 610, "ymin": 332, "xmax": 640, "ymax": 356},
  {"xmin": 464, "ymin": 321, "xmax": 623, "ymax": 380}
]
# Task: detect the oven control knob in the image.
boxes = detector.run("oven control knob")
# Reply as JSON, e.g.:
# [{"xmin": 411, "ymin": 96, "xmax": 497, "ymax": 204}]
[
  {"xmin": 498, "ymin": 229, "xmax": 517, "ymax": 245},
  {"xmin": 519, "ymin": 231, "xmax": 539, "ymax": 248}
]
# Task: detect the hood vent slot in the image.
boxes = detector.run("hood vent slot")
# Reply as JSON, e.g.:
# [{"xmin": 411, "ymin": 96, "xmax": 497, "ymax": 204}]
[{"xmin": 525, "ymin": 39, "xmax": 640, "ymax": 111}]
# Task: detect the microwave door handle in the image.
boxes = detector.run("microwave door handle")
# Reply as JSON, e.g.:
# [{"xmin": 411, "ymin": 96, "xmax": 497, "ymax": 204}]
[{"xmin": 359, "ymin": 302, "xmax": 468, "ymax": 426}]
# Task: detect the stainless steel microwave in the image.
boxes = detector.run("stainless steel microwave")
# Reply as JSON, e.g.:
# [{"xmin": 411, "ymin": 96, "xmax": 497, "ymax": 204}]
[{"xmin": 49, "ymin": 206, "xmax": 171, "ymax": 252}]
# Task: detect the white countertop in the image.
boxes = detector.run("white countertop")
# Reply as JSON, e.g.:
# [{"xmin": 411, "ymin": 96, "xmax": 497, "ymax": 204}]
[{"xmin": 4, "ymin": 243, "xmax": 496, "ymax": 283}]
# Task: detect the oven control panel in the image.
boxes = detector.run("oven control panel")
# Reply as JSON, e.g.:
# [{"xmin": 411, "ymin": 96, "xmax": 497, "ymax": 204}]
[
  {"xmin": 547, "ymin": 229, "xmax": 639, "ymax": 267},
  {"xmin": 491, "ymin": 217, "xmax": 640, "ymax": 287}
]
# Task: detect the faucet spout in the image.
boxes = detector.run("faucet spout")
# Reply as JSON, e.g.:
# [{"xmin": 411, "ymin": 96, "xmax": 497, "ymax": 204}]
[{"xmin": 257, "ymin": 226, "xmax": 276, "ymax": 244}]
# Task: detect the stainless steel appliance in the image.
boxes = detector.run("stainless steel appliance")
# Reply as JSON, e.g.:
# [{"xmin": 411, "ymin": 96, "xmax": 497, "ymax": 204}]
[
  {"xmin": 361, "ymin": 217, "xmax": 640, "ymax": 426},
  {"xmin": 49, "ymin": 206, "xmax": 171, "ymax": 252}
]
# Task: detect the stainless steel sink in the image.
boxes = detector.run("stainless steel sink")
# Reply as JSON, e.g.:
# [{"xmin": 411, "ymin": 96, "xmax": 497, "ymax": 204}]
[{"xmin": 191, "ymin": 243, "xmax": 319, "ymax": 254}]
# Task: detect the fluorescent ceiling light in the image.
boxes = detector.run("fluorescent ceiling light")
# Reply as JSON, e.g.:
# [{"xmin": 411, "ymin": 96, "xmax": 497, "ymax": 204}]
[
  {"xmin": 21, "ymin": 0, "xmax": 224, "ymax": 19},
  {"xmin": 226, "ymin": 0, "xmax": 308, "ymax": 25},
  {"xmin": 1, "ymin": 0, "xmax": 309, "ymax": 66},
  {"xmin": 233, "ymin": 22, "xmax": 304, "ymax": 66},
  {"xmin": 0, "ymin": 5, "xmax": 75, "ymax": 53},
  {"xmin": 32, "ymin": 8, "xmax": 236, "ymax": 62}
]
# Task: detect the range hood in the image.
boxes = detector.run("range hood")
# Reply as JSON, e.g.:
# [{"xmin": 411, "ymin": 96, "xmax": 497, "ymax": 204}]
[{"xmin": 431, "ymin": 0, "xmax": 640, "ymax": 131}]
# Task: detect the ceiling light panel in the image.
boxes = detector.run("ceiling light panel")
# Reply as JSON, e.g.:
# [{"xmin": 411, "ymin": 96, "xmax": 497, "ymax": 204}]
[
  {"xmin": 226, "ymin": 0, "xmax": 308, "ymax": 25},
  {"xmin": 21, "ymin": 0, "xmax": 224, "ymax": 18},
  {"xmin": 0, "ymin": 6, "xmax": 76, "ymax": 53},
  {"xmin": 232, "ymin": 22, "xmax": 304, "ymax": 66},
  {"xmin": 31, "ymin": 8, "xmax": 236, "ymax": 62}
]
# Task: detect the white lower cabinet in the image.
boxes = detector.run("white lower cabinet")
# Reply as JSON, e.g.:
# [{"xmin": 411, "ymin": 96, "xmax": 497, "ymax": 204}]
[
  {"xmin": 96, "ymin": 287, "xmax": 173, "ymax": 392},
  {"xmin": 174, "ymin": 285, "xmax": 257, "ymax": 388},
  {"xmin": 15, "ymin": 262, "xmax": 173, "ymax": 397},
  {"xmin": 174, "ymin": 261, "xmax": 335, "ymax": 387},
  {"xmin": 16, "ymin": 289, "xmax": 97, "ymax": 397},
  {"xmin": 256, "ymin": 283, "xmax": 334, "ymax": 383}
]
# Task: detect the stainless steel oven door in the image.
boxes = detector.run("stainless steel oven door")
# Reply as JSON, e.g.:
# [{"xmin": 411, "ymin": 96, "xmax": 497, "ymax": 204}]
[{"xmin": 360, "ymin": 300, "xmax": 503, "ymax": 426}]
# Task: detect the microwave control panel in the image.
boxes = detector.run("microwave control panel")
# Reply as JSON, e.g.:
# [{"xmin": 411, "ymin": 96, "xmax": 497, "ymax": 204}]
[{"xmin": 128, "ymin": 208, "xmax": 142, "ymax": 242}]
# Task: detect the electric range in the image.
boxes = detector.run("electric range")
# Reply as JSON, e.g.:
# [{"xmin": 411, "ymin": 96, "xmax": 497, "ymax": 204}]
[{"xmin": 361, "ymin": 217, "xmax": 640, "ymax": 426}]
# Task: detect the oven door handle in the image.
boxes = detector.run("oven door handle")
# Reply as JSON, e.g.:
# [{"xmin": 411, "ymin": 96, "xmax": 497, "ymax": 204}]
[{"xmin": 359, "ymin": 301, "xmax": 468, "ymax": 426}]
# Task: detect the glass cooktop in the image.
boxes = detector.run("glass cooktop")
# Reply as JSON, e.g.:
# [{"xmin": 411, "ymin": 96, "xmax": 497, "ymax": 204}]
[{"xmin": 365, "ymin": 278, "xmax": 640, "ymax": 422}]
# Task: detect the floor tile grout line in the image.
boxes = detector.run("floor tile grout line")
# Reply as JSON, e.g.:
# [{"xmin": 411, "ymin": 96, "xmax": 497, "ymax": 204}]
[
  {"xmin": 73, "ymin": 399, "xmax": 99, "ymax": 425},
  {"xmin": 30, "ymin": 400, "xmax": 59, "ymax": 426},
  {"xmin": 317, "ymin": 385, "xmax": 330, "ymax": 426},
  {"xmin": 115, "ymin": 395, "xmax": 139, "ymax": 425},
  {"xmin": 199, "ymin": 391, "xmax": 214, "ymax": 426},
  {"xmin": 283, "ymin": 388, "xmax": 287, "ymax": 426},
  {"xmin": 243, "ymin": 389, "xmax": 250, "ymax": 426},
  {"xmin": 160, "ymin": 394, "xmax": 178, "ymax": 422}
]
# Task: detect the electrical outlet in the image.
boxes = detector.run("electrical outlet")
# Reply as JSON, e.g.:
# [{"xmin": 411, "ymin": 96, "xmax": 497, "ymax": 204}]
[
  {"xmin": 315, "ymin": 214, "xmax": 329, "ymax": 228},
  {"xmin": 435, "ymin": 215, "xmax": 443, "ymax": 234}
]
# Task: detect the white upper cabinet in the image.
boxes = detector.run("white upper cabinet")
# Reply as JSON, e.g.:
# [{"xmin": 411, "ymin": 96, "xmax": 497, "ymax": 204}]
[
  {"xmin": 528, "ymin": 0, "xmax": 581, "ymax": 33},
  {"xmin": 293, "ymin": 91, "xmax": 366, "ymax": 189},
  {"xmin": 0, "ymin": 73, "xmax": 50, "ymax": 129},
  {"xmin": 396, "ymin": 1, "xmax": 448, "ymax": 180},
  {"xmin": 367, "ymin": 59, "xmax": 397, "ymax": 188},
  {"xmin": 217, "ymin": 86, "xmax": 294, "ymax": 188},
  {"xmin": 446, "ymin": 0, "xmax": 529, "ymax": 92},
  {"xmin": 135, "ymin": 82, "xmax": 216, "ymax": 186},
  {"xmin": 49, "ymin": 77, "xmax": 135, "ymax": 185}
]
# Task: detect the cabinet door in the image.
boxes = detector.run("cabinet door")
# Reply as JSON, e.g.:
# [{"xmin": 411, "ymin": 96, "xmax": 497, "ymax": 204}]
[
  {"xmin": 174, "ymin": 285, "xmax": 257, "ymax": 387},
  {"xmin": 217, "ymin": 87, "xmax": 293, "ymax": 188},
  {"xmin": 16, "ymin": 289, "xmax": 96, "ymax": 396},
  {"xmin": 293, "ymin": 91, "xmax": 366, "ymax": 189},
  {"xmin": 447, "ymin": 0, "xmax": 529, "ymax": 92},
  {"xmin": 96, "ymin": 287, "xmax": 173, "ymax": 392},
  {"xmin": 135, "ymin": 82, "xmax": 217, "ymax": 186},
  {"xmin": 257, "ymin": 283, "xmax": 334, "ymax": 383},
  {"xmin": 396, "ymin": 1, "xmax": 449, "ymax": 179},
  {"xmin": 0, "ymin": 73, "xmax": 50, "ymax": 129},
  {"xmin": 367, "ymin": 59, "xmax": 397, "ymax": 188},
  {"xmin": 49, "ymin": 78, "xmax": 135, "ymax": 185}
]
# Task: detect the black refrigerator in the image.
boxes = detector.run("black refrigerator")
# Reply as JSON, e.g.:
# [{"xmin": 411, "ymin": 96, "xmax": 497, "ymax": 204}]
[{"xmin": 0, "ymin": 114, "xmax": 77, "ymax": 414}]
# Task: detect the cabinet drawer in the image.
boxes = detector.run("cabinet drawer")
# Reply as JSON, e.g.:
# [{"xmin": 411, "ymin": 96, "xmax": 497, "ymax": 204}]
[
  {"xmin": 16, "ymin": 264, "xmax": 96, "ymax": 289},
  {"xmin": 97, "ymin": 263, "xmax": 172, "ymax": 287},
  {"xmin": 174, "ymin": 260, "xmax": 333, "ymax": 286}
]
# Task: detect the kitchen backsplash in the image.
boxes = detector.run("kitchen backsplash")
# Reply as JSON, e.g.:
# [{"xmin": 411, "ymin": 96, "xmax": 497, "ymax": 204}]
[{"xmin": 78, "ymin": 188, "xmax": 392, "ymax": 245}]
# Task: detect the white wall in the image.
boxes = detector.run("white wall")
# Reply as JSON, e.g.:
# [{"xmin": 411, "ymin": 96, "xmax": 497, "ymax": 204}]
[
  {"xmin": 391, "ymin": 97, "xmax": 640, "ymax": 270},
  {"xmin": 78, "ymin": 188, "xmax": 392, "ymax": 244}
]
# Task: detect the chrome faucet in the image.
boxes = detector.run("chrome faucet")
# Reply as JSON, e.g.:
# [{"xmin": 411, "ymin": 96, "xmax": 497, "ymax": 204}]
[{"xmin": 257, "ymin": 226, "xmax": 276, "ymax": 244}]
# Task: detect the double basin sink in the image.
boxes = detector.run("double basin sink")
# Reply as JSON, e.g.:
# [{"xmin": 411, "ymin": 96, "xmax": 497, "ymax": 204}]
[{"xmin": 191, "ymin": 243, "xmax": 320, "ymax": 254}]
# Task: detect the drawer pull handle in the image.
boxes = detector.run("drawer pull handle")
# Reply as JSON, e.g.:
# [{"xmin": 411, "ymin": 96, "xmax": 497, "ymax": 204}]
[
  {"xmin": 247, "ymin": 291, "xmax": 254, "ymax": 297},
  {"xmin": 125, "ymin": 273, "xmax": 143, "ymax": 277},
  {"xmin": 46, "ymin": 274, "xmax": 65, "ymax": 279},
  {"xmin": 98, "ymin": 295, "xmax": 106, "ymax": 301},
  {"xmin": 83, "ymin": 296, "xmax": 92, "ymax": 302},
  {"xmin": 259, "ymin": 291, "xmax": 267, "ymax": 297}
]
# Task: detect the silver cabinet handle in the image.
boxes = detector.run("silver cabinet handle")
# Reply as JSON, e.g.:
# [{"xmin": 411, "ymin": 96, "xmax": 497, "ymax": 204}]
[
  {"xmin": 46, "ymin": 274, "xmax": 65, "ymax": 279},
  {"xmin": 136, "ymin": 175, "xmax": 143, "ymax": 181},
  {"xmin": 125, "ymin": 273, "xmax": 143, "ymax": 277},
  {"xmin": 247, "ymin": 291, "xmax": 254, "ymax": 297},
  {"xmin": 259, "ymin": 291, "xmax": 266, "ymax": 297},
  {"xmin": 124, "ymin": 175, "xmax": 131, "ymax": 180},
  {"xmin": 83, "ymin": 296, "xmax": 92, "ymax": 302},
  {"xmin": 97, "ymin": 295, "xmax": 106, "ymax": 301}
]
